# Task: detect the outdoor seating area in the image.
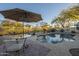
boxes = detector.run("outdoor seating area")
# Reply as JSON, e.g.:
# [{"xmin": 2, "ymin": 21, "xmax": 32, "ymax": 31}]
[
  {"xmin": 0, "ymin": 3, "xmax": 79, "ymax": 56},
  {"xmin": 0, "ymin": 35, "xmax": 50, "ymax": 56}
]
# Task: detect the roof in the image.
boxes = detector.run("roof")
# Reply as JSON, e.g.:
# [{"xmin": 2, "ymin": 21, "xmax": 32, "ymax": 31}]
[{"xmin": 0, "ymin": 8, "xmax": 42, "ymax": 22}]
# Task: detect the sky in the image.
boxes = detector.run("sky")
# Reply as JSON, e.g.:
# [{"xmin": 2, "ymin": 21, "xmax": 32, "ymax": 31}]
[{"xmin": 0, "ymin": 3, "xmax": 72, "ymax": 26}]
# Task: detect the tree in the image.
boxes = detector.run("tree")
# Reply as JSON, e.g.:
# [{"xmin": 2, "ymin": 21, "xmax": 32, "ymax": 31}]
[
  {"xmin": 51, "ymin": 4, "xmax": 79, "ymax": 29},
  {"xmin": 60, "ymin": 9, "xmax": 79, "ymax": 23},
  {"xmin": 60, "ymin": 5, "xmax": 79, "ymax": 28},
  {"xmin": 52, "ymin": 17, "xmax": 66, "ymax": 28},
  {"xmin": 40, "ymin": 22, "xmax": 51, "ymax": 32},
  {"xmin": 0, "ymin": 20, "xmax": 27, "ymax": 35}
]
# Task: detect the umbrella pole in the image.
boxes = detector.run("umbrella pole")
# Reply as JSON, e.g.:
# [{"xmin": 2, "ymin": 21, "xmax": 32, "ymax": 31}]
[{"xmin": 23, "ymin": 21, "xmax": 25, "ymax": 52}]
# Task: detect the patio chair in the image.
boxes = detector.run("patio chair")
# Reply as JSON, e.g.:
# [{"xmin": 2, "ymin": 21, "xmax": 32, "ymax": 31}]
[{"xmin": 3, "ymin": 35, "xmax": 31, "ymax": 55}]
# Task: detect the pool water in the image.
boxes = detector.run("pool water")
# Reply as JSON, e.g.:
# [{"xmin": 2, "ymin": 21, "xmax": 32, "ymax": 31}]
[{"xmin": 37, "ymin": 34, "xmax": 75, "ymax": 44}]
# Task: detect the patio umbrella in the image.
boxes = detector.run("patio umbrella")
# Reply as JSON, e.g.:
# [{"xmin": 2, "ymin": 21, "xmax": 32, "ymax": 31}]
[
  {"xmin": 0, "ymin": 8, "xmax": 43, "ymax": 43},
  {"xmin": 0, "ymin": 8, "xmax": 42, "ymax": 22},
  {"xmin": 0, "ymin": 8, "xmax": 43, "ymax": 54},
  {"xmin": 0, "ymin": 8, "xmax": 43, "ymax": 36}
]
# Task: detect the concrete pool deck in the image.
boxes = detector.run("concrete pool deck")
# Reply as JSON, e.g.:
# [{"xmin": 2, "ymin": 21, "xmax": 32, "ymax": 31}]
[
  {"xmin": 27, "ymin": 35, "xmax": 79, "ymax": 56},
  {"xmin": 0, "ymin": 34, "xmax": 79, "ymax": 56}
]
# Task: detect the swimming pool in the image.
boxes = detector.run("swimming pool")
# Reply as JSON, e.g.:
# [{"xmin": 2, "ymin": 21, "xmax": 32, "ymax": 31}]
[{"xmin": 37, "ymin": 34, "xmax": 75, "ymax": 44}]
